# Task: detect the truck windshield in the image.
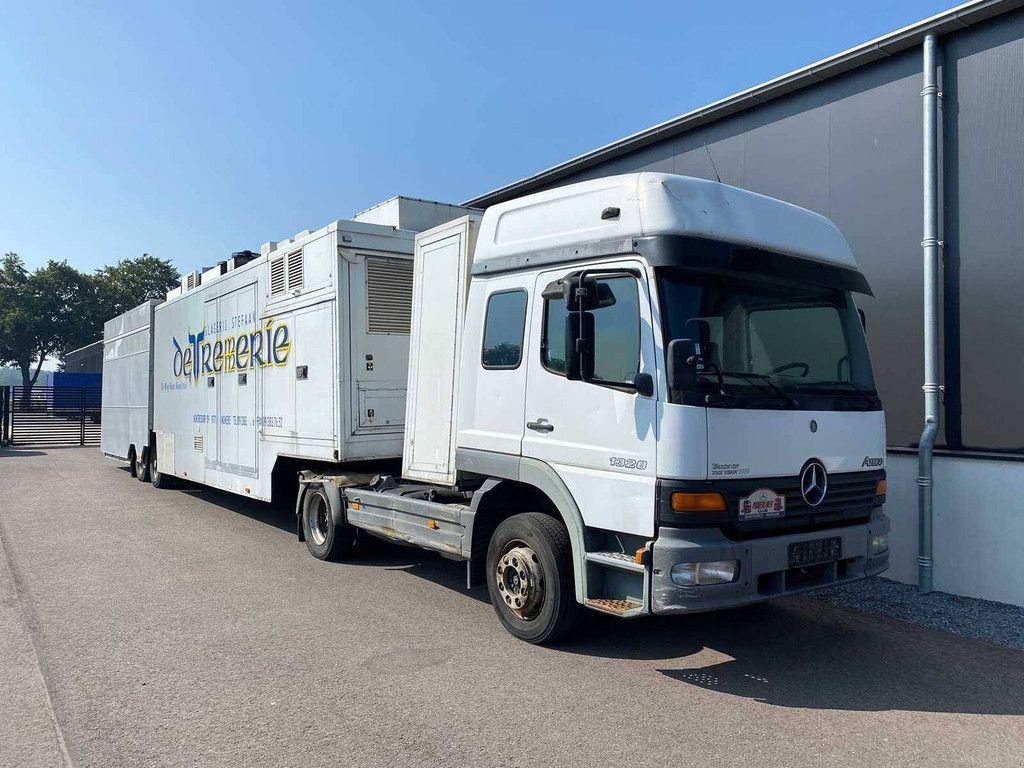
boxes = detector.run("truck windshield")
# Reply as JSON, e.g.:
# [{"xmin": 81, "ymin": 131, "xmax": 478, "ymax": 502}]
[{"xmin": 657, "ymin": 267, "xmax": 878, "ymax": 409}]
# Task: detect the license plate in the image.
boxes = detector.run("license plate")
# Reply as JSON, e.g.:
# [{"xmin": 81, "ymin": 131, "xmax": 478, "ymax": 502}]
[
  {"xmin": 738, "ymin": 488, "xmax": 786, "ymax": 520},
  {"xmin": 788, "ymin": 536, "xmax": 842, "ymax": 568}
]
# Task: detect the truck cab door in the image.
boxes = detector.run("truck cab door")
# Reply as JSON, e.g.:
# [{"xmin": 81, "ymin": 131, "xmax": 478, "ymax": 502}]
[{"xmin": 521, "ymin": 262, "xmax": 658, "ymax": 537}]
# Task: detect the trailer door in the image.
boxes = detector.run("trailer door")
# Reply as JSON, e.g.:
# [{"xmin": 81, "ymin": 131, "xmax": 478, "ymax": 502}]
[
  {"xmin": 219, "ymin": 284, "xmax": 258, "ymax": 474},
  {"xmin": 204, "ymin": 298, "xmax": 219, "ymax": 466}
]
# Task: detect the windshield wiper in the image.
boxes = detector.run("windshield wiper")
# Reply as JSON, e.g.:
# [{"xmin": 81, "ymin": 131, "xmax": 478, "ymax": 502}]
[
  {"xmin": 799, "ymin": 380, "xmax": 876, "ymax": 407},
  {"xmin": 720, "ymin": 371, "xmax": 799, "ymax": 407},
  {"xmin": 698, "ymin": 369, "xmax": 797, "ymax": 407}
]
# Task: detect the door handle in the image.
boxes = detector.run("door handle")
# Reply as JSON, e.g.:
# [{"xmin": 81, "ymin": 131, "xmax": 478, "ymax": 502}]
[{"xmin": 527, "ymin": 419, "xmax": 554, "ymax": 433}]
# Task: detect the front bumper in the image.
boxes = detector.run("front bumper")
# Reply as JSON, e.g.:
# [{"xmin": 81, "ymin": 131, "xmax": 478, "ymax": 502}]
[{"xmin": 650, "ymin": 513, "xmax": 890, "ymax": 614}]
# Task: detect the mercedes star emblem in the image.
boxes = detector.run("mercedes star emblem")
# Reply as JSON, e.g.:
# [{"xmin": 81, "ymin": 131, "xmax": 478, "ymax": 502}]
[
  {"xmin": 809, "ymin": 419, "xmax": 818, "ymax": 433},
  {"xmin": 800, "ymin": 460, "xmax": 828, "ymax": 507}
]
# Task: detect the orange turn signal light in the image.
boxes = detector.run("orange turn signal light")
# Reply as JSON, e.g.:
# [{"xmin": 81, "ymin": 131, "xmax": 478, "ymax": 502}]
[
  {"xmin": 876, "ymin": 479, "xmax": 887, "ymax": 496},
  {"xmin": 670, "ymin": 492, "xmax": 727, "ymax": 513}
]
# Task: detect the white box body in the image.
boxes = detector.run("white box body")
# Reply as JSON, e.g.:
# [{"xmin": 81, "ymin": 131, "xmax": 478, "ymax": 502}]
[
  {"xmin": 401, "ymin": 215, "xmax": 481, "ymax": 485},
  {"xmin": 151, "ymin": 219, "xmax": 422, "ymax": 501}
]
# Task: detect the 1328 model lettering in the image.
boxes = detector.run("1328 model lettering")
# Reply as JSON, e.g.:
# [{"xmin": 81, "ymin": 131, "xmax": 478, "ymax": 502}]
[{"xmin": 609, "ymin": 457, "xmax": 648, "ymax": 470}]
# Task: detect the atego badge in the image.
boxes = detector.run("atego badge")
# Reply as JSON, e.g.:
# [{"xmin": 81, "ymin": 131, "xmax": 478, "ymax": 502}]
[{"xmin": 738, "ymin": 488, "xmax": 786, "ymax": 520}]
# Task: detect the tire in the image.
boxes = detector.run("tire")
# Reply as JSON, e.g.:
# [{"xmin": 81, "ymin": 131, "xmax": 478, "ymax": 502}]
[
  {"xmin": 128, "ymin": 447, "xmax": 138, "ymax": 478},
  {"xmin": 302, "ymin": 484, "xmax": 354, "ymax": 561},
  {"xmin": 486, "ymin": 512, "xmax": 580, "ymax": 644},
  {"xmin": 150, "ymin": 447, "xmax": 171, "ymax": 489},
  {"xmin": 135, "ymin": 450, "xmax": 150, "ymax": 483}
]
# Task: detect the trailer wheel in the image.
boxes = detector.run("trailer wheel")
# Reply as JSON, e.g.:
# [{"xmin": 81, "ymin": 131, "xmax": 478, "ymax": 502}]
[
  {"xmin": 150, "ymin": 447, "xmax": 171, "ymax": 489},
  {"xmin": 302, "ymin": 484, "xmax": 354, "ymax": 561},
  {"xmin": 135, "ymin": 449, "xmax": 150, "ymax": 483},
  {"xmin": 128, "ymin": 447, "xmax": 138, "ymax": 478},
  {"xmin": 485, "ymin": 513, "xmax": 579, "ymax": 644}
]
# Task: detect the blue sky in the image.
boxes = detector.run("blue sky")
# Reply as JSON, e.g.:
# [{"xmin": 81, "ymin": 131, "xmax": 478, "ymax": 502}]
[{"xmin": 1, "ymin": 0, "xmax": 953, "ymax": 275}]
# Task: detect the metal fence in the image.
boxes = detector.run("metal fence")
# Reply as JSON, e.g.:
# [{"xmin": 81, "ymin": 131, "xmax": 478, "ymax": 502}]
[{"xmin": 0, "ymin": 385, "xmax": 102, "ymax": 447}]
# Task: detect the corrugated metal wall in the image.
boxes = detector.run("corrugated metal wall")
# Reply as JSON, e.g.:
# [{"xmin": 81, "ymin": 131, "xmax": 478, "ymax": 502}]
[
  {"xmin": 543, "ymin": 9, "xmax": 1024, "ymax": 454},
  {"xmin": 943, "ymin": 13, "xmax": 1024, "ymax": 452}
]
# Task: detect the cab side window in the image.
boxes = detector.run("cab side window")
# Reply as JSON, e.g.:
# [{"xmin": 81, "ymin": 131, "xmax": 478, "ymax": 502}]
[
  {"xmin": 481, "ymin": 289, "xmax": 527, "ymax": 369},
  {"xmin": 542, "ymin": 275, "xmax": 641, "ymax": 386}
]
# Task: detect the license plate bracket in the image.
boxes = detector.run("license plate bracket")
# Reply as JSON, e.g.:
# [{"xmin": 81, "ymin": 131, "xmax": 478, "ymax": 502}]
[{"xmin": 788, "ymin": 536, "xmax": 842, "ymax": 568}]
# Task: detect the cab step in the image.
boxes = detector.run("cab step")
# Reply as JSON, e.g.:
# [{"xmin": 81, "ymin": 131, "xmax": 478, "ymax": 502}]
[
  {"xmin": 585, "ymin": 551, "xmax": 645, "ymax": 573},
  {"xmin": 585, "ymin": 597, "xmax": 645, "ymax": 617}
]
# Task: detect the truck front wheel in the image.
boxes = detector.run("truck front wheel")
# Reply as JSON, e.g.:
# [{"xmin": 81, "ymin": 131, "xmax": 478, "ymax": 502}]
[
  {"xmin": 302, "ymin": 485, "xmax": 354, "ymax": 561},
  {"xmin": 486, "ymin": 513, "xmax": 579, "ymax": 644}
]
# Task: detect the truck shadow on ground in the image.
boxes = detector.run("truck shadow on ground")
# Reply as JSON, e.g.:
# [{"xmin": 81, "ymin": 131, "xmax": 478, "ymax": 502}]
[
  {"xmin": 174, "ymin": 486, "xmax": 1024, "ymax": 717},
  {"xmin": 563, "ymin": 601, "xmax": 1024, "ymax": 716},
  {"xmin": 178, "ymin": 484, "xmax": 296, "ymax": 534},
  {"xmin": 320, "ymin": 539, "xmax": 1024, "ymax": 717}
]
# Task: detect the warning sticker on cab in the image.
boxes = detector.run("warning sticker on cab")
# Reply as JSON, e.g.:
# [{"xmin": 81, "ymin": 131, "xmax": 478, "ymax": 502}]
[{"xmin": 738, "ymin": 488, "xmax": 786, "ymax": 520}]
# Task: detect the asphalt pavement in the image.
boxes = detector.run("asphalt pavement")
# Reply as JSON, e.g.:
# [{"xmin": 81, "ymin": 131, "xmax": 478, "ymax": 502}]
[{"xmin": 1, "ymin": 447, "xmax": 1022, "ymax": 768}]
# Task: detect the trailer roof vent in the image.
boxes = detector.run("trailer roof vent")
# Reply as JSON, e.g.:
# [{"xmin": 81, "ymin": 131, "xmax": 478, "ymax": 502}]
[
  {"xmin": 366, "ymin": 257, "xmax": 414, "ymax": 334},
  {"xmin": 287, "ymin": 249, "xmax": 304, "ymax": 292},
  {"xmin": 270, "ymin": 255, "xmax": 286, "ymax": 296},
  {"xmin": 181, "ymin": 270, "xmax": 202, "ymax": 293}
]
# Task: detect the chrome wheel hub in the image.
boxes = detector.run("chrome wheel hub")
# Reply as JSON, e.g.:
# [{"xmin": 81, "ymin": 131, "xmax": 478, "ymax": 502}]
[
  {"xmin": 496, "ymin": 544, "xmax": 544, "ymax": 620},
  {"xmin": 309, "ymin": 494, "xmax": 329, "ymax": 546}
]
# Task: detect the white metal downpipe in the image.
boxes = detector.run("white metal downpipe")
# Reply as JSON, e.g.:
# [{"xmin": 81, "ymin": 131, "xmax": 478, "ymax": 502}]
[{"xmin": 918, "ymin": 33, "xmax": 941, "ymax": 593}]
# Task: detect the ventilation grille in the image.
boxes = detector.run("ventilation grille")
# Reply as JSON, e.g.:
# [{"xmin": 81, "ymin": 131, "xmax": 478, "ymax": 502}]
[
  {"xmin": 270, "ymin": 256, "xmax": 286, "ymax": 296},
  {"xmin": 366, "ymin": 257, "xmax": 414, "ymax": 334},
  {"xmin": 194, "ymin": 433, "xmax": 204, "ymax": 452},
  {"xmin": 287, "ymin": 250, "xmax": 303, "ymax": 291}
]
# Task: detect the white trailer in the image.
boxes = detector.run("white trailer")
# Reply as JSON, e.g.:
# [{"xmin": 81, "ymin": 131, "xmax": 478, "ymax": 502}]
[
  {"xmin": 102, "ymin": 198, "xmax": 475, "ymax": 498},
  {"xmin": 297, "ymin": 173, "xmax": 891, "ymax": 644},
  {"xmin": 101, "ymin": 299, "xmax": 158, "ymax": 477}
]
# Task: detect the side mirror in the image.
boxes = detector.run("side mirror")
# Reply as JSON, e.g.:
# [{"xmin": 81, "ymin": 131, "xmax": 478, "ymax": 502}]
[
  {"xmin": 564, "ymin": 312, "xmax": 594, "ymax": 381},
  {"xmin": 667, "ymin": 338, "xmax": 698, "ymax": 392},
  {"xmin": 633, "ymin": 372, "xmax": 655, "ymax": 398}
]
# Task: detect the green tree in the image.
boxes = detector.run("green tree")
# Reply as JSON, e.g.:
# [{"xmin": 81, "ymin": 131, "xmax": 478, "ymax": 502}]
[
  {"xmin": 0, "ymin": 252, "xmax": 179, "ymax": 400},
  {"xmin": 93, "ymin": 253, "xmax": 179, "ymax": 320},
  {"xmin": 0, "ymin": 253, "xmax": 94, "ymax": 400}
]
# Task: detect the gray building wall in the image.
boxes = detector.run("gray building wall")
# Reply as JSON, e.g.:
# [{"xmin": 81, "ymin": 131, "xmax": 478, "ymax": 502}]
[{"xmin": 523, "ymin": 9, "xmax": 1024, "ymax": 455}]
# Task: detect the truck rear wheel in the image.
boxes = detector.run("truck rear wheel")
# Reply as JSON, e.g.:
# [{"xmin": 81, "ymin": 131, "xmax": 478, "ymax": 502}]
[
  {"xmin": 486, "ymin": 513, "xmax": 579, "ymax": 644},
  {"xmin": 302, "ymin": 485, "xmax": 354, "ymax": 561}
]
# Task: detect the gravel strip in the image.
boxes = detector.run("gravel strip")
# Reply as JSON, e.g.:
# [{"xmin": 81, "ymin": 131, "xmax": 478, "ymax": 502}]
[{"xmin": 810, "ymin": 576, "xmax": 1024, "ymax": 651}]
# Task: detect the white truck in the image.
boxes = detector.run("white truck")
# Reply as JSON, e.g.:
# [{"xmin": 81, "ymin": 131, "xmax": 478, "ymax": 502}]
[{"xmin": 107, "ymin": 174, "xmax": 890, "ymax": 645}]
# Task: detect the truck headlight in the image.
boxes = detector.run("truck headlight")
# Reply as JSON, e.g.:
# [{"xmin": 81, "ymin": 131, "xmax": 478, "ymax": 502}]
[
  {"xmin": 670, "ymin": 560, "xmax": 739, "ymax": 586},
  {"xmin": 869, "ymin": 533, "xmax": 889, "ymax": 555}
]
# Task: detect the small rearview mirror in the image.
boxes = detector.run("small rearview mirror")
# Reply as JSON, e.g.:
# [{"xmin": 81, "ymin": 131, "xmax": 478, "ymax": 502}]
[
  {"xmin": 562, "ymin": 276, "xmax": 617, "ymax": 311},
  {"xmin": 667, "ymin": 338, "xmax": 698, "ymax": 392},
  {"xmin": 633, "ymin": 372, "xmax": 655, "ymax": 398}
]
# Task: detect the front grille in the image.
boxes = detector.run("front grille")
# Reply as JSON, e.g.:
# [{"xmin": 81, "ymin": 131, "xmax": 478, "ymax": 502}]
[
  {"xmin": 723, "ymin": 470, "xmax": 883, "ymax": 538},
  {"xmin": 657, "ymin": 469, "xmax": 884, "ymax": 538},
  {"xmin": 727, "ymin": 471, "xmax": 880, "ymax": 518}
]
